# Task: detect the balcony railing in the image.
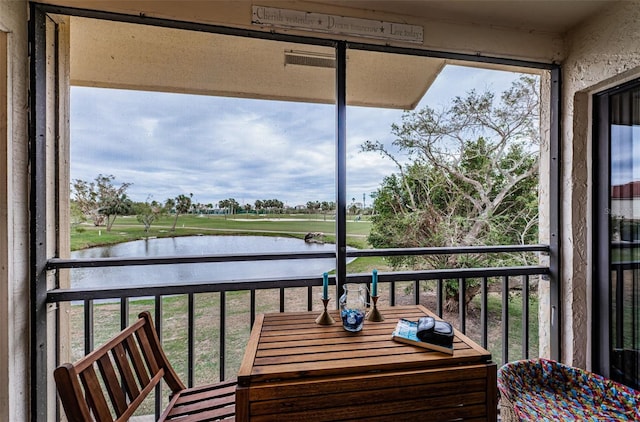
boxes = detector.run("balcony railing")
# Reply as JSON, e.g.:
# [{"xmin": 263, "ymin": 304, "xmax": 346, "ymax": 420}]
[
  {"xmin": 610, "ymin": 260, "xmax": 640, "ymax": 389},
  {"xmin": 46, "ymin": 244, "xmax": 550, "ymax": 418}
]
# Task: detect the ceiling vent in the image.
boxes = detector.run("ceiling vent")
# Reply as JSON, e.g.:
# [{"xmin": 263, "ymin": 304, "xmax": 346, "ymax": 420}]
[{"xmin": 284, "ymin": 50, "xmax": 335, "ymax": 69}]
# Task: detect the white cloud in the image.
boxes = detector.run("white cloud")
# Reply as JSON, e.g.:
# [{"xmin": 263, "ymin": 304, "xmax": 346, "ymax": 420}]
[{"xmin": 71, "ymin": 65, "xmax": 524, "ymax": 207}]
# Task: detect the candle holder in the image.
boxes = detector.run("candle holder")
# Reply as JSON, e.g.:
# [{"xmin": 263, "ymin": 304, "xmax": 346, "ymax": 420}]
[
  {"xmin": 366, "ymin": 295, "xmax": 384, "ymax": 322},
  {"xmin": 315, "ymin": 298, "xmax": 335, "ymax": 325}
]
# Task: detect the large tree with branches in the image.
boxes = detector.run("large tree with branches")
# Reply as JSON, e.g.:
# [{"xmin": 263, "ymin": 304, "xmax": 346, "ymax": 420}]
[
  {"xmin": 72, "ymin": 174, "xmax": 133, "ymax": 231},
  {"xmin": 363, "ymin": 75, "xmax": 540, "ymax": 310}
]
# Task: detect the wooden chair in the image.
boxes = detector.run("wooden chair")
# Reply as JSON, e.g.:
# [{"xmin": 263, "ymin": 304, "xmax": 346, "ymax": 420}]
[{"xmin": 54, "ymin": 311, "xmax": 236, "ymax": 421}]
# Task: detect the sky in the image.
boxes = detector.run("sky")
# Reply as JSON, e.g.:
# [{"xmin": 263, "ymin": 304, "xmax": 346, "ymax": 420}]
[
  {"xmin": 70, "ymin": 65, "xmax": 524, "ymax": 208},
  {"xmin": 611, "ymin": 125, "xmax": 640, "ymax": 186}
]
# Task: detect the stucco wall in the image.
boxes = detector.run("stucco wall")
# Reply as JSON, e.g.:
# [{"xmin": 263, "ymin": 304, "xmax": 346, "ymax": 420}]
[
  {"xmin": 562, "ymin": 1, "xmax": 640, "ymax": 369},
  {"xmin": 537, "ymin": 71, "xmax": 552, "ymax": 359},
  {"xmin": 0, "ymin": 1, "xmax": 30, "ymax": 421}
]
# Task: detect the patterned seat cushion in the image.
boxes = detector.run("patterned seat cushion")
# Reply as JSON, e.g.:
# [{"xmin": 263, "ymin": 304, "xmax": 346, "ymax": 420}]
[{"xmin": 497, "ymin": 358, "xmax": 640, "ymax": 421}]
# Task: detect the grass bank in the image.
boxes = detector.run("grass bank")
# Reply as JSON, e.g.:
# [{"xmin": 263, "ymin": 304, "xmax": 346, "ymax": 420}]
[{"xmin": 71, "ymin": 213, "xmax": 372, "ymax": 251}]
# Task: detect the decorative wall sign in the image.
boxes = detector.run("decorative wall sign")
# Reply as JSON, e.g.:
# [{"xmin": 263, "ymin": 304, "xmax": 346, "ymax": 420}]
[{"xmin": 252, "ymin": 6, "xmax": 424, "ymax": 44}]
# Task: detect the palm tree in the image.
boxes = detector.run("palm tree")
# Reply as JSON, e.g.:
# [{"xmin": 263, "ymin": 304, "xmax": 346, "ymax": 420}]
[{"xmin": 170, "ymin": 193, "xmax": 192, "ymax": 231}]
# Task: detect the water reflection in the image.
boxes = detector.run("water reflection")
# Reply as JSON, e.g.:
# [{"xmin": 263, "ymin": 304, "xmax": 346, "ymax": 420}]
[{"xmin": 71, "ymin": 236, "xmax": 341, "ymax": 289}]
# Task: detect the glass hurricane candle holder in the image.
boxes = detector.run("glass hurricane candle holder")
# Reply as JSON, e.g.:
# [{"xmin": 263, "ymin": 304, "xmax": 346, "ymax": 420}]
[{"xmin": 339, "ymin": 283, "xmax": 366, "ymax": 332}]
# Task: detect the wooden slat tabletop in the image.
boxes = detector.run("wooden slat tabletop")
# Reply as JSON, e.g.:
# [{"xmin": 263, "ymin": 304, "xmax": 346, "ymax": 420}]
[{"xmin": 238, "ymin": 305, "xmax": 492, "ymax": 387}]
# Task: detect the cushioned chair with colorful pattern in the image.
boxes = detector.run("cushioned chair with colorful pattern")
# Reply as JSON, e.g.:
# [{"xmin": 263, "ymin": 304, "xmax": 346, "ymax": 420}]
[{"xmin": 497, "ymin": 358, "xmax": 639, "ymax": 421}]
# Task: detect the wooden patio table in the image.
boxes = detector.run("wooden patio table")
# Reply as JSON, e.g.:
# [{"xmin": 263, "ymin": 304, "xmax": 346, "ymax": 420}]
[{"xmin": 236, "ymin": 304, "xmax": 497, "ymax": 421}]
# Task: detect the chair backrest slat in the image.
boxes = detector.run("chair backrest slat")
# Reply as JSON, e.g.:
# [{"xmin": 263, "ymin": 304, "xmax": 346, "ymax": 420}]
[
  {"xmin": 135, "ymin": 327, "xmax": 161, "ymax": 375},
  {"xmin": 139, "ymin": 312, "xmax": 186, "ymax": 392},
  {"xmin": 112, "ymin": 342, "xmax": 141, "ymax": 399},
  {"xmin": 116, "ymin": 370, "xmax": 166, "ymax": 422},
  {"xmin": 124, "ymin": 334, "xmax": 152, "ymax": 386},
  {"xmin": 97, "ymin": 354, "xmax": 128, "ymax": 416},
  {"xmin": 54, "ymin": 364, "xmax": 93, "ymax": 421},
  {"xmin": 80, "ymin": 365, "xmax": 113, "ymax": 421}
]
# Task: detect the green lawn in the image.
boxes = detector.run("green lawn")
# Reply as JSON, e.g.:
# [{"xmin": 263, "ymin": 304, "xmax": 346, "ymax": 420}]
[
  {"xmin": 71, "ymin": 213, "xmax": 371, "ymax": 251},
  {"xmin": 480, "ymin": 292, "xmax": 539, "ymax": 363}
]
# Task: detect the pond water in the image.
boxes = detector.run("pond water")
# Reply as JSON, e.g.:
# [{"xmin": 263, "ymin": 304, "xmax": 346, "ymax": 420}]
[{"xmin": 71, "ymin": 235, "xmax": 342, "ymax": 289}]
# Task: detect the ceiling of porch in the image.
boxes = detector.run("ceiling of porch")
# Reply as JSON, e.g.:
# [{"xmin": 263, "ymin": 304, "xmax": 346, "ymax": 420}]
[
  {"xmin": 63, "ymin": 0, "xmax": 614, "ymax": 109},
  {"xmin": 69, "ymin": 16, "xmax": 445, "ymax": 109}
]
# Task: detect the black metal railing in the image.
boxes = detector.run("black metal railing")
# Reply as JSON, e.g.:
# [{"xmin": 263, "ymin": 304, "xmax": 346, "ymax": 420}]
[
  {"xmin": 46, "ymin": 244, "xmax": 550, "ymax": 418},
  {"xmin": 610, "ymin": 261, "xmax": 640, "ymax": 389}
]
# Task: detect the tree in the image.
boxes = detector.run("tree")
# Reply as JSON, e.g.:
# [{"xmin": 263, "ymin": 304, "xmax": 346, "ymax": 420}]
[
  {"xmin": 70, "ymin": 200, "xmax": 86, "ymax": 229},
  {"xmin": 254, "ymin": 200, "xmax": 264, "ymax": 214},
  {"xmin": 135, "ymin": 198, "xmax": 164, "ymax": 233},
  {"xmin": 253, "ymin": 199, "xmax": 285, "ymax": 215},
  {"xmin": 263, "ymin": 199, "xmax": 284, "ymax": 214},
  {"xmin": 72, "ymin": 179, "xmax": 102, "ymax": 226},
  {"xmin": 164, "ymin": 197, "xmax": 175, "ymax": 218},
  {"xmin": 170, "ymin": 193, "xmax": 193, "ymax": 231},
  {"xmin": 219, "ymin": 198, "xmax": 240, "ymax": 215},
  {"xmin": 349, "ymin": 202, "xmax": 359, "ymax": 216},
  {"xmin": 306, "ymin": 201, "xmax": 320, "ymax": 215},
  {"xmin": 321, "ymin": 201, "xmax": 335, "ymax": 221},
  {"xmin": 101, "ymin": 193, "xmax": 133, "ymax": 231},
  {"xmin": 363, "ymin": 76, "xmax": 540, "ymax": 311},
  {"xmin": 71, "ymin": 174, "xmax": 132, "ymax": 231}
]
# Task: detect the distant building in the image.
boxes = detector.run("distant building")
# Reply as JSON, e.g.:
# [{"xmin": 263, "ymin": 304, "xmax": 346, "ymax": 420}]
[{"xmin": 611, "ymin": 181, "xmax": 640, "ymax": 220}]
